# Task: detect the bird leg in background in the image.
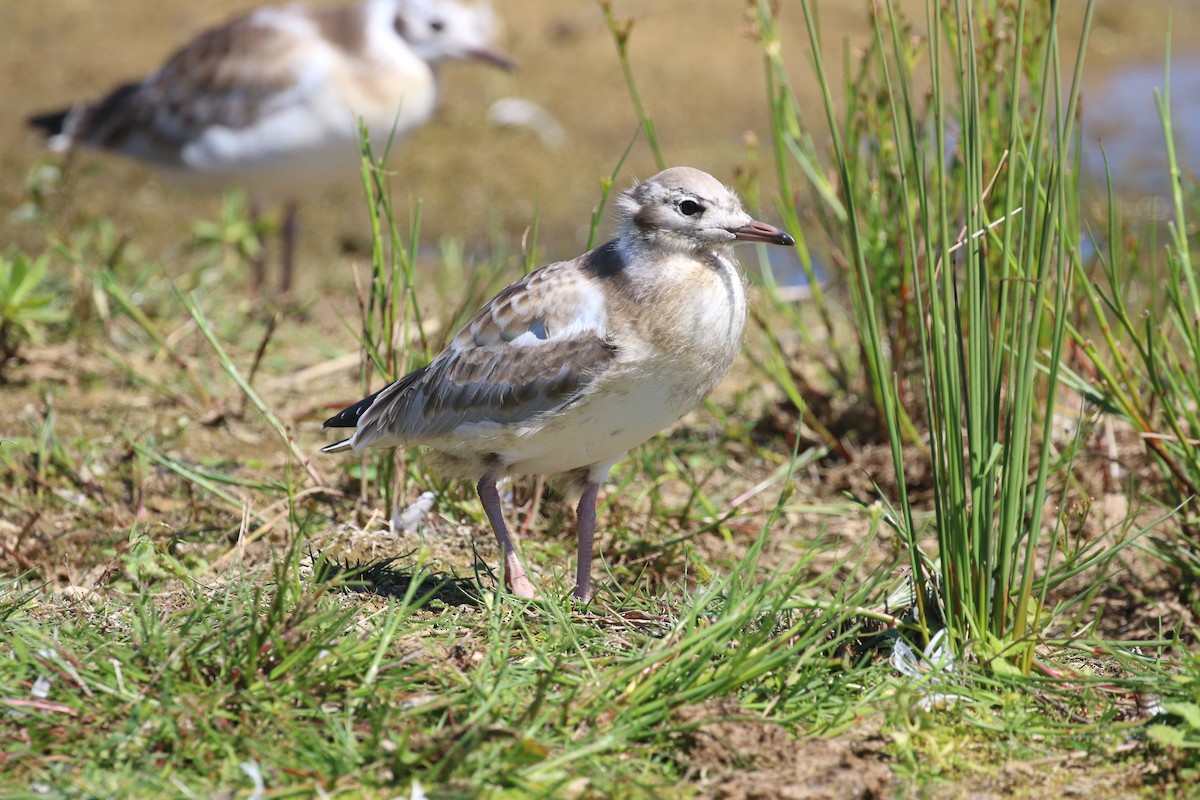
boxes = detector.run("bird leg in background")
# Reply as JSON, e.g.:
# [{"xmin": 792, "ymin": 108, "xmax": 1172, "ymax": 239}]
[
  {"xmin": 574, "ymin": 480, "xmax": 601, "ymax": 601},
  {"xmin": 477, "ymin": 466, "xmax": 537, "ymax": 598},
  {"xmin": 249, "ymin": 197, "xmax": 268, "ymax": 292},
  {"xmin": 517, "ymin": 474, "xmax": 547, "ymax": 536},
  {"xmin": 280, "ymin": 200, "xmax": 300, "ymax": 294}
]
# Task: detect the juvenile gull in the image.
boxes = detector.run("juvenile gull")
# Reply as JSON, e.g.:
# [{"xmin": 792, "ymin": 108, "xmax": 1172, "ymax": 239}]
[
  {"xmin": 322, "ymin": 167, "xmax": 794, "ymax": 600},
  {"xmin": 28, "ymin": 0, "xmax": 512, "ymax": 293}
]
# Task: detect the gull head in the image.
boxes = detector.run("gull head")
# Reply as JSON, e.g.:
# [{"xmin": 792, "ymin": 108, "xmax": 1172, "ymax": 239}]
[
  {"xmin": 617, "ymin": 167, "xmax": 794, "ymax": 254},
  {"xmin": 389, "ymin": 0, "xmax": 515, "ymax": 69}
]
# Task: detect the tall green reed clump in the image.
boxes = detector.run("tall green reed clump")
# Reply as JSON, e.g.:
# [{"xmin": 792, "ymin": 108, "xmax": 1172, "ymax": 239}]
[
  {"xmin": 1074, "ymin": 52, "xmax": 1200, "ymax": 580},
  {"xmin": 761, "ymin": 0, "xmax": 1093, "ymax": 669}
]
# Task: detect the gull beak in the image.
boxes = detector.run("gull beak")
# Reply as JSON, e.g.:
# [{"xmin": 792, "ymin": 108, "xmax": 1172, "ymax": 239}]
[
  {"xmin": 731, "ymin": 220, "xmax": 794, "ymax": 247},
  {"xmin": 469, "ymin": 47, "xmax": 517, "ymax": 71}
]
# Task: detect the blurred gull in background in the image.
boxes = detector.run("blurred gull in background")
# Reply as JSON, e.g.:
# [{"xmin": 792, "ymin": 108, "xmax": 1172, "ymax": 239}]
[{"xmin": 29, "ymin": 0, "xmax": 513, "ymax": 293}]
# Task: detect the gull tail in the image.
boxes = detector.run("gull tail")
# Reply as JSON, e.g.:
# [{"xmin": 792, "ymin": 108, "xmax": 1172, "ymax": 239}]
[
  {"xmin": 320, "ymin": 388, "xmax": 385, "ymax": 454},
  {"xmin": 320, "ymin": 437, "xmax": 356, "ymax": 454},
  {"xmin": 28, "ymin": 109, "xmax": 70, "ymax": 138},
  {"xmin": 29, "ymin": 82, "xmax": 142, "ymax": 152},
  {"xmin": 323, "ymin": 389, "xmax": 383, "ymax": 429}
]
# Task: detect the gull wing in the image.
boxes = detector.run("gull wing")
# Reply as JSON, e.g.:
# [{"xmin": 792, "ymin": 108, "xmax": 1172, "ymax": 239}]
[{"xmin": 325, "ymin": 253, "xmax": 622, "ymax": 452}]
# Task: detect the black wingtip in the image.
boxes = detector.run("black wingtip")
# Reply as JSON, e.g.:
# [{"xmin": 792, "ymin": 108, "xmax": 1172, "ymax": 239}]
[
  {"xmin": 28, "ymin": 109, "xmax": 69, "ymax": 137},
  {"xmin": 323, "ymin": 389, "xmax": 383, "ymax": 429}
]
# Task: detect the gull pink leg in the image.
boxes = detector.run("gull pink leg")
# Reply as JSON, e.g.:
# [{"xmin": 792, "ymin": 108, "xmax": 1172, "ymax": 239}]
[
  {"xmin": 477, "ymin": 467, "xmax": 536, "ymax": 598},
  {"xmin": 573, "ymin": 480, "xmax": 600, "ymax": 601}
]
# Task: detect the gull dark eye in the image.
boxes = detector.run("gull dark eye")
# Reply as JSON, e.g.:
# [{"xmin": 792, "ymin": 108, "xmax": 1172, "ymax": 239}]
[
  {"xmin": 679, "ymin": 199, "xmax": 702, "ymax": 216},
  {"xmin": 430, "ymin": 19, "xmax": 445, "ymax": 32}
]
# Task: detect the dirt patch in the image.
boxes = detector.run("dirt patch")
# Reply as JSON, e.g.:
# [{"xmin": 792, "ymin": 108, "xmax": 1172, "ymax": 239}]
[
  {"xmin": 822, "ymin": 443, "xmax": 935, "ymax": 509},
  {"xmin": 676, "ymin": 702, "xmax": 892, "ymax": 800}
]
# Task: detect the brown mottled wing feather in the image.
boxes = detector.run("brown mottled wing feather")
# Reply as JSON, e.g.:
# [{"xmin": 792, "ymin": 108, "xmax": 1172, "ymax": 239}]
[
  {"xmin": 61, "ymin": 10, "xmax": 315, "ymax": 161},
  {"xmin": 346, "ymin": 256, "xmax": 620, "ymax": 448},
  {"xmin": 353, "ymin": 336, "xmax": 616, "ymax": 446}
]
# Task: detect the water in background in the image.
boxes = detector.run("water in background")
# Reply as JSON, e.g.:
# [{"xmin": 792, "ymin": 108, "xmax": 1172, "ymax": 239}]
[{"xmin": 1083, "ymin": 56, "xmax": 1199, "ymax": 217}]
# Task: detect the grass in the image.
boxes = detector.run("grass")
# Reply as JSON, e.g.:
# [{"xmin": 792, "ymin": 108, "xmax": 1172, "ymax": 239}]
[
  {"xmin": 2, "ymin": 0, "xmax": 1200, "ymax": 797},
  {"xmin": 823, "ymin": 0, "xmax": 1086, "ymax": 665},
  {"xmin": 1072, "ymin": 38, "xmax": 1200, "ymax": 594},
  {"xmin": 0, "ymin": 251, "xmax": 66, "ymax": 379},
  {"xmin": 1, "ymin": 531, "xmax": 882, "ymax": 798}
]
